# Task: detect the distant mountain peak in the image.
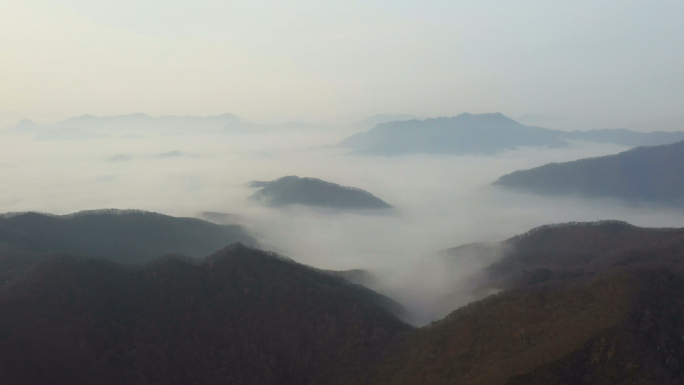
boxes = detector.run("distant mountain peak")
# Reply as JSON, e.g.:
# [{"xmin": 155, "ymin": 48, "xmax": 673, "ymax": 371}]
[{"xmin": 338, "ymin": 112, "xmax": 684, "ymax": 156}]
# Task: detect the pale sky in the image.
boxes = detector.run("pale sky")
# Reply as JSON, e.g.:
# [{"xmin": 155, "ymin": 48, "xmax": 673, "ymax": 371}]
[{"xmin": 1, "ymin": 0, "xmax": 683, "ymax": 129}]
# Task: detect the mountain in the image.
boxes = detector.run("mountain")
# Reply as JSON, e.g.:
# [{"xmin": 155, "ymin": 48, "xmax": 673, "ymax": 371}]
[
  {"xmin": 3, "ymin": 119, "xmax": 41, "ymax": 133},
  {"xmin": 339, "ymin": 113, "xmax": 566, "ymax": 155},
  {"xmin": 351, "ymin": 268, "xmax": 684, "ymax": 385},
  {"xmin": 43, "ymin": 113, "xmax": 336, "ymax": 137},
  {"xmin": 0, "ymin": 244, "xmax": 411, "ymax": 385},
  {"xmin": 46, "ymin": 113, "xmax": 243, "ymax": 136},
  {"xmin": 0, "ymin": 209, "xmax": 257, "ymax": 275},
  {"xmin": 2, "ymin": 216, "xmax": 684, "ymax": 384},
  {"xmin": 248, "ymin": 176, "xmax": 393, "ymax": 209},
  {"xmin": 350, "ymin": 221, "xmax": 684, "ymax": 384},
  {"xmin": 339, "ymin": 112, "xmax": 684, "ymax": 156},
  {"xmin": 470, "ymin": 220, "xmax": 684, "ymax": 290},
  {"xmin": 493, "ymin": 140, "xmax": 684, "ymax": 205}
]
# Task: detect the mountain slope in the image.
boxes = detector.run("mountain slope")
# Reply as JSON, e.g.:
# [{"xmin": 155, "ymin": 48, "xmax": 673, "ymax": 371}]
[
  {"xmin": 350, "ymin": 268, "xmax": 684, "ymax": 385},
  {"xmin": 0, "ymin": 244, "xmax": 411, "ymax": 385},
  {"xmin": 493, "ymin": 140, "xmax": 684, "ymax": 205},
  {"xmin": 249, "ymin": 176, "xmax": 392, "ymax": 209},
  {"xmin": 351, "ymin": 221, "xmax": 684, "ymax": 384}
]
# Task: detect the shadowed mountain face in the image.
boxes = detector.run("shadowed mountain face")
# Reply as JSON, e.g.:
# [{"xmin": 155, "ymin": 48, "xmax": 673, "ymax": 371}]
[
  {"xmin": 249, "ymin": 176, "xmax": 392, "ymax": 210},
  {"xmin": 0, "ymin": 210, "xmax": 257, "ymax": 269},
  {"xmin": 0, "ymin": 245, "xmax": 411, "ymax": 385},
  {"xmin": 339, "ymin": 113, "xmax": 684, "ymax": 156},
  {"xmin": 494, "ymin": 140, "xmax": 684, "ymax": 205}
]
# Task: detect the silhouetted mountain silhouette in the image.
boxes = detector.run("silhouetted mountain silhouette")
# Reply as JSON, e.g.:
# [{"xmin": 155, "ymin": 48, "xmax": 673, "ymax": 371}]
[
  {"xmin": 0, "ymin": 209, "xmax": 257, "ymax": 279},
  {"xmin": 249, "ymin": 176, "xmax": 392, "ymax": 209},
  {"xmin": 0, "ymin": 244, "xmax": 410, "ymax": 385}
]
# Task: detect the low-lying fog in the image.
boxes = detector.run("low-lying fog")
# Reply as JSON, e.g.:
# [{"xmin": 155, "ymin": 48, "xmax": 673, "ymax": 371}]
[{"xmin": 2, "ymin": 129, "xmax": 683, "ymax": 324}]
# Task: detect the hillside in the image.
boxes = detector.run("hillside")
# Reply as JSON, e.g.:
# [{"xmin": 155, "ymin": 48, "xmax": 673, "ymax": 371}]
[
  {"xmin": 350, "ymin": 268, "xmax": 684, "ymax": 385},
  {"xmin": 350, "ymin": 221, "xmax": 684, "ymax": 384},
  {"xmin": 248, "ymin": 176, "xmax": 392, "ymax": 209},
  {"xmin": 339, "ymin": 113, "xmax": 684, "ymax": 156},
  {"xmin": 494, "ymin": 140, "xmax": 684, "ymax": 205},
  {"xmin": 0, "ymin": 209, "xmax": 257, "ymax": 278},
  {"xmin": 0, "ymin": 244, "xmax": 411, "ymax": 385},
  {"xmin": 507, "ymin": 272, "xmax": 684, "ymax": 385}
]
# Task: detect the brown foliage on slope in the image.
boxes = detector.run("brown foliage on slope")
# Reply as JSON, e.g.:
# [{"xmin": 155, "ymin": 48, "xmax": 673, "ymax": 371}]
[
  {"xmin": 349, "ymin": 273, "xmax": 632, "ymax": 385},
  {"xmin": 508, "ymin": 269, "xmax": 684, "ymax": 384}
]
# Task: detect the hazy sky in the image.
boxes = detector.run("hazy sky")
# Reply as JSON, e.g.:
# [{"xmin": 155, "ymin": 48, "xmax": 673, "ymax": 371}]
[{"xmin": 2, "ymin": 0, "xmax": 683, "ymax": 129}]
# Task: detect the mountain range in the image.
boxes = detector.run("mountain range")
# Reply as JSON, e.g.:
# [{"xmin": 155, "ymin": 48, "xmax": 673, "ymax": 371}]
[
  {"xmin": 3, "ymin": 113, "xmax": 422, "ymax": 139},
  {"xmin": 494, "ymin": 139, "xmax": 684, "ymax": 205},
  {"xmin": 0, "ymin": 209, "xmax": 256, "ymax": 285},
  {"xmin": 339, "ymin": 113, "xmax": 684, "ymax": 156},
  {"xmin": 2, "ymin": 217, "xmax": 684, "ymax": 383}
]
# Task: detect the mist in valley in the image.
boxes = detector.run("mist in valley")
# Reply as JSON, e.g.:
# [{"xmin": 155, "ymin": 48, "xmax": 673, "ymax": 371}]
[{"xmin": 3, "ymin": 126, "xmax": 684, "ymax": 324}]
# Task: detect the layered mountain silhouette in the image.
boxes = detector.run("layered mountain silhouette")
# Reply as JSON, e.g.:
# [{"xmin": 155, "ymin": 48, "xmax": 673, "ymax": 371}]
[
  {"xmin": 50, "ymin": 112, "xmax": 242, "ymax": 135},
  {"xmin": 339, "ymin": 113, "xmax": 684, "ymax": 156},
  {"xmin": 248, "ymin": 176, "xmax": 392, "ymax": 209},
  {"xmin": 22, "ymin": 113, "xmax": 336, "ymax": 137},
  {"xmin": 494, "ymin": 139, "xmax": 684, "ymax": 205},
  {"xmin": 0, "ymin": 244, "xmax": 410, "ymax": 385},
  {"xmin": 0, "ymin": 209, "xmax": 257, "ymax": 281},
  {"xmin": 1, "ymin": 216, "xmax": 684, "ymax": 383}
]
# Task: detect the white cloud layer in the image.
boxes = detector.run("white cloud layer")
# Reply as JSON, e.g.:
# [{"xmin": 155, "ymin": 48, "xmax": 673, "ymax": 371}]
[{"xmin": 3, "ymin": 129, "xmax": 684, "ymax": 323}]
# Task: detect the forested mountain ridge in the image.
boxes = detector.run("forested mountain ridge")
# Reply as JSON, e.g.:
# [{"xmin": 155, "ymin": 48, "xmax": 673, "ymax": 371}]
[
  {"xmin": 0, "ymin": 209, "xmax": 257, "ymax": 285},
  {"xmin": 445, "ymin": 220, "xmax": 684, "ymax": 291},
  {"xmin": 350, "ymin": 268, "xmax": 684, "ymax": 385},
  {"xmin": 249, "ymin": 176, "xmax": 392, "ymax": 209},
  {"xmin": 0, "ymin": 244, "xmax": 412, "ymax": 385},
  {"xmin": 2, "ymin": 217, "xmax": 684, "ymax": 383},
  {"xmin": 350, "ymin": 221, "xmax": 684, "ymax": 384},
  {"xmin": 339, "ymin": 113, "xmax": 684, "ymax": 156},
  {"xmin": 493, "ymin": 139, "xmax": 684, "ymax": 205}
]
